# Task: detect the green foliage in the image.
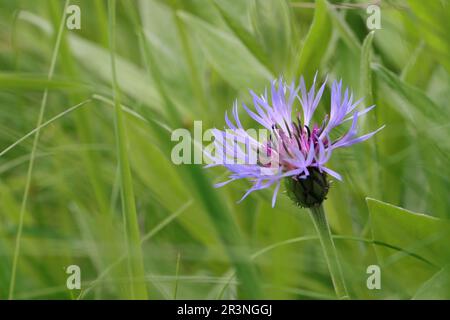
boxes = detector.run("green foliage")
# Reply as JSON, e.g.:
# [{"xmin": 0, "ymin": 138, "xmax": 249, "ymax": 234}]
[{"xmin": 368, "ymin": 198, "xmax": 450, "ymax": 298}]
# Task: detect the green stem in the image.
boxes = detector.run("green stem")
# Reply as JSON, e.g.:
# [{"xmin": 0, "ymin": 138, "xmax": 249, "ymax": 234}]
[{"xmin": 309, "ymin": 205, "xmax": 349, "ymax": 299}]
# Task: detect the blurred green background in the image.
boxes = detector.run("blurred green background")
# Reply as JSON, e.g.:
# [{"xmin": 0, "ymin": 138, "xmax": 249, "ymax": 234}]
[{"xmin": 0, "ymin": 0, "xmax": 449, "ymax": 299}]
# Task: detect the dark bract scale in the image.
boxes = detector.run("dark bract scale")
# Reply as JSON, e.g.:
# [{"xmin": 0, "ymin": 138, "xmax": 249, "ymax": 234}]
[{"xmin": 285, "ymin": 167, "xmax": 329, "ymax": 208}]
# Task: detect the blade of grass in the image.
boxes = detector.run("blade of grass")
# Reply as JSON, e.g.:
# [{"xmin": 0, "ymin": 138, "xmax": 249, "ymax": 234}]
[
  {"xmin": 215, "ymin": 233, "xmax": 436, "ymax": 299},
  {"xmin": 178, "ymin": 11, "xmax": 272, "ymax": 90},
  {"xmin": 138, "ymin": 25, "xmax": 262, "ymax": 298},
  {"xmin": 108, "ymin": 0, "xmax": 148, "ymax": 299},
  {"xmin": 7, "ymin": 0, "xmax": 69, "ymax": 300},
  {"xmin": 0, "ymin": 99, "xmax": 91, "ymax": 158},
  {"xmin": 137, "ymin": 31, "xmax": 181, "ymax": 127},
  {"xmin": 248, "ymin": 0, "xmax": 292, "ymax": 72},
  {"xmin": 359, "ymin": 31, "xmax": 380, "ymax": 197},
  {"xmin": 77, "ymin": 200, "xmax": 193, "ymax": 299},
  {"xmin": 51, "ymin": 0, "xmax": 111, "ymax": 217},
  {"xmin": 93, "ymin": 0, "xmax": 109, "ymax": 48},
  {"xmin": 0, "ymin": 73, "xmax": 78, "ymax": 90},
  {"xmin": 372, "ymin": 64, "xmax": 445, "ymax": 122},
  {"xmin": 48, "ymin": 2, "xmax": 129, "ymax": 298},
  {"xmin": 173, "ymin": 252, "xmax": 181, "ymax": 299},
  {"xmin": 212, "ymin": 0, "xmax": 272, "ymax": 71},
  {"xmin": 360, "ymin": 31, "xmax": 375, "ymax": 106}
]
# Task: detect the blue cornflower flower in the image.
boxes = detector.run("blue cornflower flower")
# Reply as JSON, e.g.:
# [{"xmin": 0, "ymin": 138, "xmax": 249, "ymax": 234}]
[{"xmin": 206, "ymin": 75, "xmax": 384, "ymax": 208}]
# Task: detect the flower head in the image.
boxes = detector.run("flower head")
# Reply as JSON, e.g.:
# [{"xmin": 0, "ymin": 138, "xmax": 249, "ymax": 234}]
[{"xmin": 206, "ymin": 75, "xmax": 384, "ymax": 208}]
